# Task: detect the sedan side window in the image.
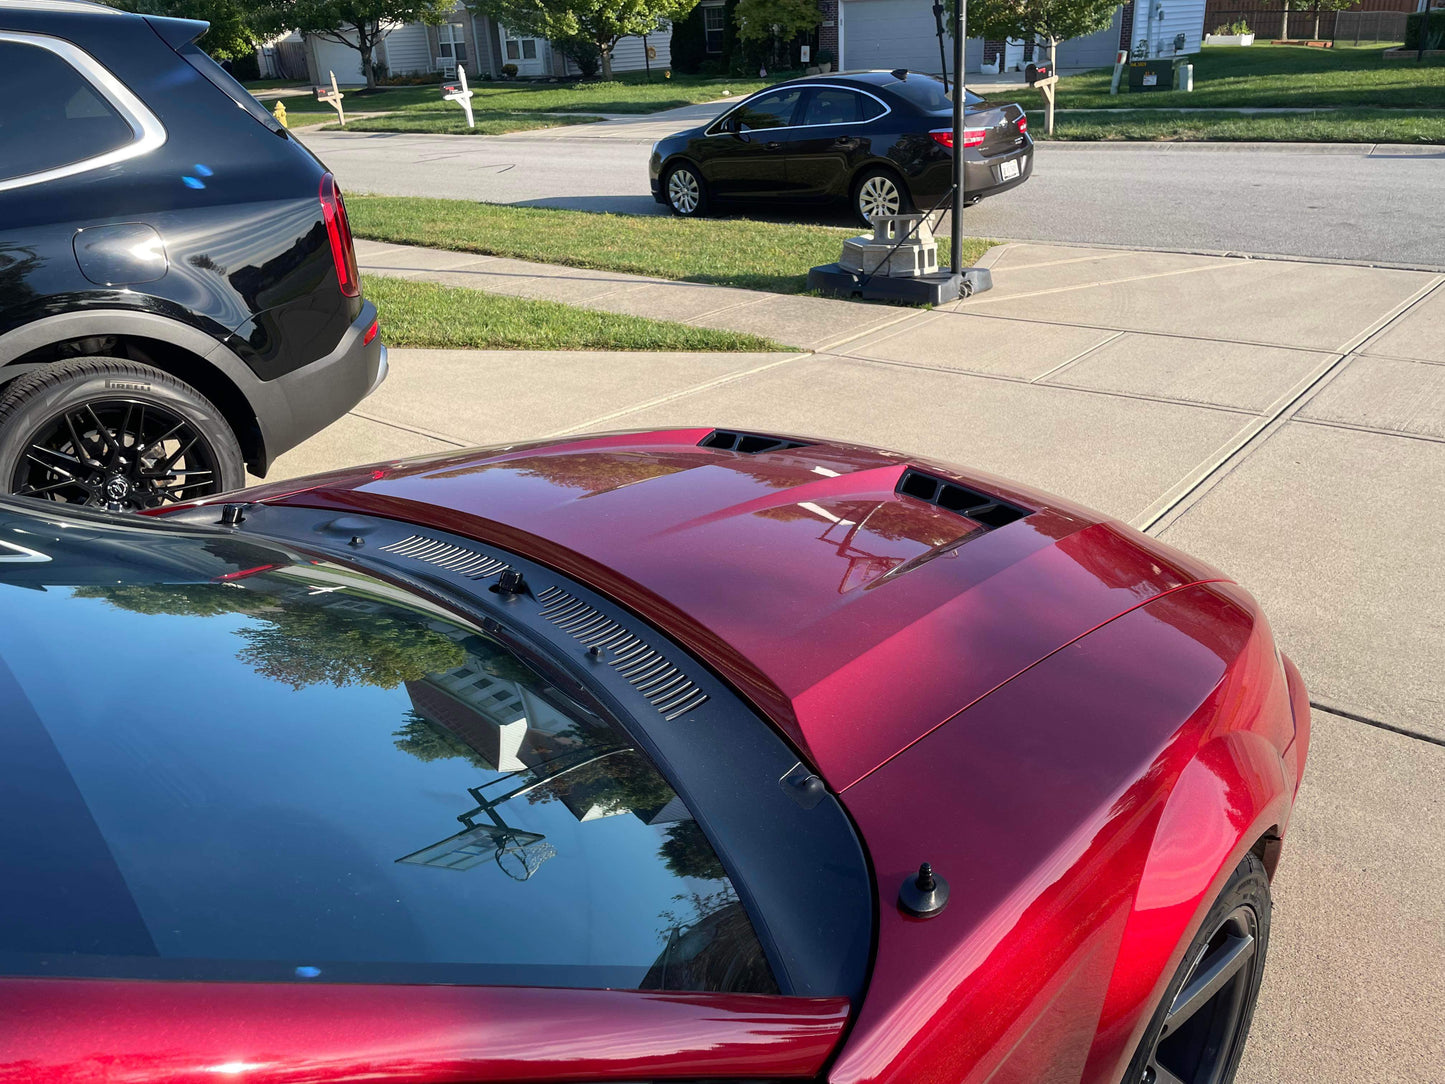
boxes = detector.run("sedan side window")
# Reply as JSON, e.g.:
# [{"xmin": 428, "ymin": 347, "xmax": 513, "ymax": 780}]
[
  {"xmin": 801, "ymin": 89, "xmax": 864, "ymax": 126},
  {"xmin": 734, "ymin": 88, "xmax": 803, "ymax": 131},
  {"xmin": 0, "ymin": 41, "xmax": 135, "ymax": 183}
]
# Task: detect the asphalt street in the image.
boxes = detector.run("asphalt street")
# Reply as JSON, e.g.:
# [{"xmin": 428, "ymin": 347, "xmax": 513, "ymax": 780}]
[{"xmin": 301, "ymin": 115, "xmax": 1445, "ymax": 268}]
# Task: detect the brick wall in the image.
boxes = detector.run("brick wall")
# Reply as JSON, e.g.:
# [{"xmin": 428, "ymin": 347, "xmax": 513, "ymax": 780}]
[{"xmin": 818, "ymin": 0, "xmax": 839, "ymax": 56}]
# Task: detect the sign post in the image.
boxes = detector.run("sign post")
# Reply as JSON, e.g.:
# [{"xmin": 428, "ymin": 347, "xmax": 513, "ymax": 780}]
[
  {"xmin": 315, "ymin": 70, "xmax": 345, "ymax": 126},
  {"xmin": 441, "ymin": 64, "xmax": 475, "ymax": 128}
]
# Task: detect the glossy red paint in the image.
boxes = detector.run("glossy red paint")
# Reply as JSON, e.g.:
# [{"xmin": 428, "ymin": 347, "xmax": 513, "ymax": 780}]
[
  {"xmin": 830, "ymin": 582, "xmax": 1302, "ymax": 1084},
  {"xmin": 147, "ymin": 429, "xmax": 1308, "ymax": 1084},
  {"xmin": 215, "ymin": 430, "xmax": 1227, "ymax": 790},
  {"xmin": 0, "ymin": 981, "xmax": 851, "ymax": 1084}
]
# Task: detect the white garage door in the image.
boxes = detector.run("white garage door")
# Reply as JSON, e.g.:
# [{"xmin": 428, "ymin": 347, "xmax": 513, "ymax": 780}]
[
  {"xmin": 839, "ymin": 0, "xmax": 991, "ymax": 74},
  {"xmin": 311, "ymin": 36, "xmax": 366, "ymax": 86},
  {"xmin": 841, "ymin": 0, "xmax": 947, "ymax": 73},
  {"xmin": 1053, "ymin": 9, "xmax": 1123, "ymax": 69}
]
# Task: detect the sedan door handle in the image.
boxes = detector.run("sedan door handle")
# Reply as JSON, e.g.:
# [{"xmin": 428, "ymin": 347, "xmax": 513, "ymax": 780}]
[{"xmin": 766, "ymin": 141, "xmax": 782, "ymax": 150}]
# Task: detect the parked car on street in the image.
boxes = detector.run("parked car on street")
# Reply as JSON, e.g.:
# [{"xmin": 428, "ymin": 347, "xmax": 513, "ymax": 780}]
[
  {"xmin": 650, "ymin": 71, "xmax": 1034, "ymax": 227},
  {"xmin": 0, "ymin": 427, "xmax": 1308, "ymax": 1084},
  {"xmin": 0, "ymin": 0, "xmax": 386, "ymax": 511}
]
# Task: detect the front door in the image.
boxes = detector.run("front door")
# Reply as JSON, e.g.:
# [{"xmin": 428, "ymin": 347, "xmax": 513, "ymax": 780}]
[
  {"xmin": 499, "ymin": 24, "xmax": 544, "ymax": 76},
  {"xmin": 781, "ymin": 86, "xmax": 884, "ymax": 199}
]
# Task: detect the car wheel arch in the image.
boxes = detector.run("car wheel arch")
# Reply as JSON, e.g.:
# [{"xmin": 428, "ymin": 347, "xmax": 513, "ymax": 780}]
[
  {"xmin": 0, "ymin": 310, "xmax": 269, "ymax": 472},
  {"xmin": 1080, "ymin": 730, "xmax": 1294, "ymax": 1083}
]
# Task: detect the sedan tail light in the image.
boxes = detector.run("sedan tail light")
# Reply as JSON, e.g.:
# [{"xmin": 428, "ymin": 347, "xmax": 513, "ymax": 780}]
[
  {"xmin": 930, "ymin": 127, "xmax": 987, "ymax": 150},
  {"xmin": 319, "ymin": 172, "xmax": 360, "ymax": 298},
  {"xmin": 1017, "ymin": 115, "xmax": 1028, "ymax": 134}
]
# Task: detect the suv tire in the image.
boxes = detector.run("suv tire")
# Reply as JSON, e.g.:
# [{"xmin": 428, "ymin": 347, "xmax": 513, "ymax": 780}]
[{"xmin": 0, "ymin": 358, "xmax": 245, "ymax": 510}]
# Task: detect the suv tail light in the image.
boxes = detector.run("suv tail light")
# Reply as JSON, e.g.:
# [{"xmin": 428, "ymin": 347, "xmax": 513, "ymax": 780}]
[
  {"xmin": 319, "ymin": 172, "xmax": 360, "ymax": 298},
  {"xmin": 930, "ymin": 127, "xmax": 986, "ymax": 150}
]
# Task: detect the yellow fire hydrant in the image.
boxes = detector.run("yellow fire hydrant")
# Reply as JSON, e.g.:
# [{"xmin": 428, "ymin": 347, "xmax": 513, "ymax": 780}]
[{"xmin": 272, "ymin": 100, "xmax": 288, "ymax": 128}]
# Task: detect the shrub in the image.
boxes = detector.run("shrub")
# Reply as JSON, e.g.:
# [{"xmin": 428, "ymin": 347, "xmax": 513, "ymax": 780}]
[
  {"xmin": 670, "ymin": 5, "xmax": 708, "ymax": 73},
  {"xmin": 502, "ymin": 62, "xmax": 519, "ymax": 77},
  {"xmin": 558, "ymin": 35, "xmax": 601, "ymax": 77},
  {"xmin": 1404, "ymin": 10, "xmax": 1445, "ymax": 49},
  {"xmin": 817, "ymin": 47, "xmax": 834, "ymax": 65}
]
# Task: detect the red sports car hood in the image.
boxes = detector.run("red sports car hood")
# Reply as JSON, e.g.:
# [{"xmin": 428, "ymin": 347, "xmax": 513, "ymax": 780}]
[{"xmin": 227, "ymin": 429, "xmax": 1226, "ymax": 790}]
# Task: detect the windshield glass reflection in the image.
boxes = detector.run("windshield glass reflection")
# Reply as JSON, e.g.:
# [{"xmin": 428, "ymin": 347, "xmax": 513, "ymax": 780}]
[{"xmin": 0, "ymin": 509, "xmax": 774, "ymax": 992}]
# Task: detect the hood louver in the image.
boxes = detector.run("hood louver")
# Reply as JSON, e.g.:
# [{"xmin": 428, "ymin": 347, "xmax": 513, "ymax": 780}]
[
  {"xmin": 897, "ymin": 468, "xmax": 1030, "ymax": 529},
  {"xmin": 379, "ymin": 534, "xmax": 510, "ymax": 579},
  {"xmin": 699, "ymin": 429, "xmax": 811, "ymax": 455}
]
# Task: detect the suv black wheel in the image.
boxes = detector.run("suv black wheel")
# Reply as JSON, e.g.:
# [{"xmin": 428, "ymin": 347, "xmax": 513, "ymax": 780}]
[
  {"xmin": 0, "ymin": 358, "xmax": 244, "ymax": 511},
  {"xmin": 664, "ymin": 163, "xmax": 709, "ymax": 217},
  {"xmin": 853, "ymin": 168, "xmax": 914, "ymax": 228},
  {"xmin": 1122, "ymin": 853, "xmax": 1271, "ymax": 1084}
]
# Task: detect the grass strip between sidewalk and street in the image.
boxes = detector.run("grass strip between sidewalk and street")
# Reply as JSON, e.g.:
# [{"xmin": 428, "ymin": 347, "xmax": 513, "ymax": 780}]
[
  {"xmin": 323, "ymin": 112, "xmax": 604, "ymax": 135},
  {"xmin": 1031, "ymin": 107, "xmax": 1445, "ymax": 142},
  {"xmin": 348, "ymin": 197, "xmax": 996, "ymax": 294},
  {"xmin": 364, "ymin": 275, "xmax": 792, "ymax": 352}
]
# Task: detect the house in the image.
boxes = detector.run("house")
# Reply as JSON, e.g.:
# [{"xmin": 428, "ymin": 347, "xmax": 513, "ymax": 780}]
[
  {"xmin": 260, "ymin": 3, "xmax": 672, "ymax": 85},
  {"xmin": 815, "ymin": 0, "xmax": 1207, "ymax": 74}
]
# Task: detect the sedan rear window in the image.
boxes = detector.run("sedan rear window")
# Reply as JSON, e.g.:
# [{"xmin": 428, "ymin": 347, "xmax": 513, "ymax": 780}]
[
  {"xmin": 0, "ymin": 41, "xmax": 135, "ymax": 182},
  {"xmin": 887, "ymin": 74, "xmax": 985, "ymax": 113},
  {"xmin": 0, "ymin": 510, "xmax": 774, "ymax": 992}
]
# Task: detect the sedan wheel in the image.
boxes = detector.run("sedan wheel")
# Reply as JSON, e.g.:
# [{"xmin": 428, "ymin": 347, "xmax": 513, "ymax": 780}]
[
  {"xmin": 853, "ymin": 169, "xmax": 913, "ymax": 228},
  {"xmin": 1125, "ymin": 854, "xmax": 1270, "ymax": 1084},
  {"xmin": 666, "ymin": 164, "xmax": 707, "ymax": 217}
]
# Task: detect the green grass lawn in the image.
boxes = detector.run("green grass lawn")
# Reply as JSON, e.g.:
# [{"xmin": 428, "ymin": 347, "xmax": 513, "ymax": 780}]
[
  {"xmin": 1031, "ymin": 107, "xmax": 1445, "ymax": 142},
  {"xmin": 996, "ymin": 43, "xmax": 1445, "ymax": 112},
  {"xmin": 274, "ymin": 71, "xmax": 772, "ymax": 119},
  {"xmin": 364, "ymin": 275, "xmax": 790, "ymax": 351},
  {"xmin": 349, "ymin": 197, "xmax": 997, "ymax": 294},
  {"xmin": 323, "ymin": 111, "xmax": 603, "ymax": 135}
]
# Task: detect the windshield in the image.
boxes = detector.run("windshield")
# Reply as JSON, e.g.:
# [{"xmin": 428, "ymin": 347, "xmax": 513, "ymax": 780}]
[
  {"xmin": 0, "ymin": 501, "xmax": 773, "ymax": 992},
  {"xmin": 886, "ymin": 74, "xmax": 985, "ymax": 112}
]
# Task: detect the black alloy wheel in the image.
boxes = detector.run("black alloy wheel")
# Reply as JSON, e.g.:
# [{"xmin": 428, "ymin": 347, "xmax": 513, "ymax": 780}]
[
  {"xmin": 0, "ymin": 358, "xmax": 244, "ymax": 511},
  {"xmin": 1125, "ymin": 854, "xmax": 1271, "ymax": 1084}
]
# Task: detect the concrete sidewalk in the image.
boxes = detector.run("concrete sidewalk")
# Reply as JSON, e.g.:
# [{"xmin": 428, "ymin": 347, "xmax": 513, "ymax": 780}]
[{"xmin": 270, "ymin": 241, "xmax": 1445, "ymax": 1080}]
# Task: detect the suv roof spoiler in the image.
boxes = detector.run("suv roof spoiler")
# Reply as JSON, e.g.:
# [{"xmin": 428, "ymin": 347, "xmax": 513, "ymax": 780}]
[{"xmin": 144, "ymin": 14, "xmax": 208, "ymax": 50}]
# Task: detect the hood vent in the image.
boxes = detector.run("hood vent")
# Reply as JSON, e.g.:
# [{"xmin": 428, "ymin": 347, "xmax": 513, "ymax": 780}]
[
  {"xmin": 380, "ymin": 534, "xmax": 510, "ymax": 579},
  {"xmin": 537, "ymin": 585, "xmax": 710, "ymax": 722},
  {"xmin": 700, "ymin": 429, "xmax": 810, "ymax": 455},
  {"xmin": 897, "ymin": 469, "xmax": 1030, "ymax": 529}
]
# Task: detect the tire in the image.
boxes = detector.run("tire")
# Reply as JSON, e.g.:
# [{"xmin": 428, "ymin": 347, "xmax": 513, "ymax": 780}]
[
  {"xmin": 663, "ymin": 162, "xmax": 709, "ymax": 217},
  {"xmin": 1121, "ymin": 853, "xmax": 1272, "ymax": 1084},
  {"xmin": 852, "ymin": 167, "xmax": 914, "ymax": 228},
  {"xmin": 0, "ymin": 357, "xmax": 245, "ymax": 512}
]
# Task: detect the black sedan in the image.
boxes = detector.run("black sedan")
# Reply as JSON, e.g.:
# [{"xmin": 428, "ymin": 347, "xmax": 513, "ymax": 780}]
[{"xmin": 649, "ymin": 70, "xmax": 1033, "ymax": 227}]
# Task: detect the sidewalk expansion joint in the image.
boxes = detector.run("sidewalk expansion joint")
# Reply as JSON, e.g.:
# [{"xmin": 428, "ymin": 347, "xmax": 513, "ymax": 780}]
[
  {"xmin": 1137, "ymin": 273, "xmax": 1445, "ymax": 535},
  {"xmin": 542, "ymin": 351, "xmax": 812, "ymax": 438},
  {"xmin": 1029, "ymin": 330, "xmax": 1127, "ymax": 384},
  {"xmin": 959, "ymin": 260, "xmax": 1231, "ymax": 307},
  {"xmin": 1310, "ymin": 700, "xmax": 1445, "ymax": 750},
  {"xmin": 347, "ymin": 409, "xmax": 473, "ymax": 449}
]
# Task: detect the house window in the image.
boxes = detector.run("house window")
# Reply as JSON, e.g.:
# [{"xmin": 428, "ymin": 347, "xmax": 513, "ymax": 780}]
[
  {"xmin": 703, "ymin": 2, "xmax": 725, "ymax": 54},
  {"xmin": 438, "ymin": 22, "xmax": 468, "ymax": 66}
]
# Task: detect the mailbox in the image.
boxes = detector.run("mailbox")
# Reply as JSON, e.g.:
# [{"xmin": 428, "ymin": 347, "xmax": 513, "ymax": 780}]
[{"xmin": 1025, "ymin": 62, "xmax": 1051, "ymax": 85}]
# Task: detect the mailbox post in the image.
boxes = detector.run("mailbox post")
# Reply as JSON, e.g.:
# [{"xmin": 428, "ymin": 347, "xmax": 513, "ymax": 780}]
[
  {"xmin": 441, "ymin": 64, "xmax": 475, "ymax": 128},
  {"xmin": 1025, "ymin": 61, "xmax": 1058, "ymax": 135},
  {"xmin": 315, "ymin": 70, "xmax": 345, "ymax": 126}
]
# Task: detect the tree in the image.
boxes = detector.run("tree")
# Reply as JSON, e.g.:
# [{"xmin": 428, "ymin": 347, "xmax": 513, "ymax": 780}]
[
  {"xmin": 114, "ymin": 0, "xmax": 262, "ymax": 62},
  {"xmin": 468, "ymin": 0, "xmax": 699, "ymax": 80},
  {"xmin": 258, "ymin": 0, "xmax": 455, "ymax": 89},
  {"xmin": 954, "ymin": 0, "xmax": 1117, "ymax": 121},
  {"xmin": 733, "ymin": 0, "xmax": 820, "ymax": 65}
]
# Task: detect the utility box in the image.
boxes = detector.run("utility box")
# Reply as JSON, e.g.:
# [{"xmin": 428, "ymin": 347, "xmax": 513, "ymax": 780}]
[
  {"xmin": 1128, "ymin": 59, "xmax": 1174, "ymax": 90},
  {"xmin": 839, "ymin": 215, "xmax": 940, "ymax": 278}
]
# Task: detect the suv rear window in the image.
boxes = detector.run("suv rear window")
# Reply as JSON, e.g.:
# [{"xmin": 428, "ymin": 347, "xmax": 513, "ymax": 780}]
[
  {"xmin": 0, "ymin": 513, "xmax": 774, "ymax": 992},
  {"xmin": 0, "ymin": 41, "xmax": 134, "ymax": 182},
  {"xmin": 178, "ymin": 42, "xmax": 285, "ymax": 134}
]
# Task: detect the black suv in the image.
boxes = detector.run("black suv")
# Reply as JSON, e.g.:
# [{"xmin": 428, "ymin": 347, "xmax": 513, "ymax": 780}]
[{"xmin": 0, "ymin": 0, "xmax": 385, "ymax": 510}]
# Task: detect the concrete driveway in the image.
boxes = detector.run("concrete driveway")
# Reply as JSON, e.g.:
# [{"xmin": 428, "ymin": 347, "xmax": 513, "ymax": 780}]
[{"xmin": 268, "ymin": 242, "xmax": 1444, "ymax": 1081}]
